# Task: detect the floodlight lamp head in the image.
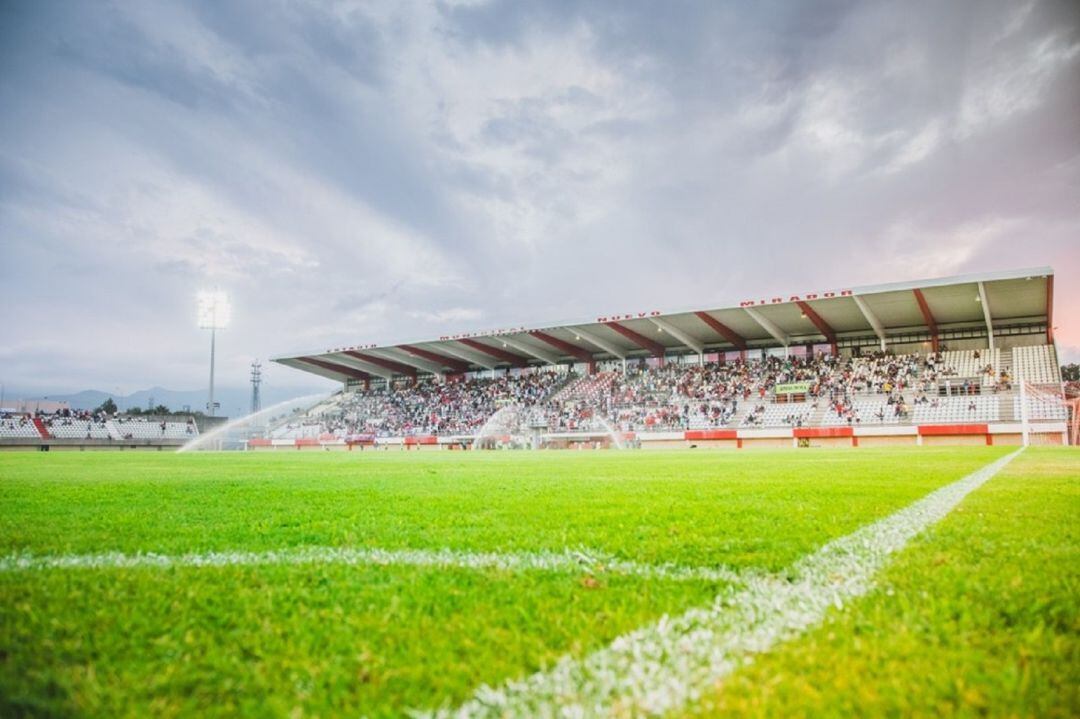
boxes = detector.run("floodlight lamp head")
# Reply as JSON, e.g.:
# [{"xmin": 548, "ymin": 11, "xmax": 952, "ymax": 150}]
[{"xmin": 197, "ymin": 290, "xmax": 231, "ymax": 330}]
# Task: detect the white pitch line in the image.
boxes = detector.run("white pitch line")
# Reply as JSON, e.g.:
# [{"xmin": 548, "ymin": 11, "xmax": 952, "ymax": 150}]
[
  {"xmin": 0, "ymin": 545, "xmax": 748, "ymax": 585},
  {"xmin": 424, "ymin": 449, "xmax": 1023, "ymax": 718}
]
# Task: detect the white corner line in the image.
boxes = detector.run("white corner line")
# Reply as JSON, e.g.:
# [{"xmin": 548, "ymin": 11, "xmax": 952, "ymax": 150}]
[
  {"xmin": 423, "ymin": 448, "xmax": 1024, "ymax": 718},
  {"xmin": 0, "ymin": 545, "xmax": 749, "ymax": 585}
]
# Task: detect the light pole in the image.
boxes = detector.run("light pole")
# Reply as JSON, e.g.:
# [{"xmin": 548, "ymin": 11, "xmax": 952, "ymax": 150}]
[
  {"xmin": 250, "ymin": 360, "xmax": 262, "ymax": 415},
  {"xmin": 197, "ymin": 291, "xmax": 231, "ymax": 417}
]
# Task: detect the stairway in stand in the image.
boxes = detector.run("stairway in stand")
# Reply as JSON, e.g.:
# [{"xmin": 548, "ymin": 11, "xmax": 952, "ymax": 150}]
[
  {"xmin": 807, "ymin": 399, "xmax": 830, "ymax": 427},
  {"xmin": 31, "ymin": 417, "xmax": 51, "ymax": 439},
  {"xmin": 996, "ymin": 392, "xmax": 1013, "ymax": 422},
  {"xmin": 549, "ymin": 372, "xmax": 615, "ymax": 404},
  {"xmin": 539, "ymin": 372, "xmax": 580, "ymax": 403}
]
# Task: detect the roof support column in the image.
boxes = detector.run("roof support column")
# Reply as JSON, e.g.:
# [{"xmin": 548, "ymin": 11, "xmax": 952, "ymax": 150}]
[
  {"xmin": 373, "ymin": 348, "xmax": 446, "ymax": 380},
  {"xmin": 292, "ymin": 358, "xmax": 371, "ymax": 387},
  {"xmin": 500, "ymin": 337, "xmax": 559, "ymax": 365},
  {"xmin": 852, "ymin": 295, "xmax": 887, "ymax": 352},
  {"xmin": 977, "ymin": 281, "xmax": 994, "ymax": 351},
  {"xmin": 458, "ymin": 339, "xmax": 529, "ymax": 369},
  {"xmin": 332, "ymin": 354, "xmax": 394, "ymax": 383},
  {"xmin": 743, "ymin": 307, "xmax": 789, "ymax": 348},
  {"xmin": 399, "ymin": 345, "xmax": 471, "ymax": 374},
  {"xmin": 913, "ymin": 289, "xmax": 939, "ymax": 353},
  {"xmin": 648, "ymin": 317, "xmax": 703, "ymax": 363},
  {"xmin": 437, "ymin": 343, "xmax": 497, "ymax": 371},
  {"xmin": 529, "ymin": 331, "xmax": 597, "ymax": 374},
  {"xmin": 572, "ymin": 327, "xmax": 626, "ymax": 361},
  {"xmin": 344, "ymin": 351, "xmax": 418, "ymax": 382}
]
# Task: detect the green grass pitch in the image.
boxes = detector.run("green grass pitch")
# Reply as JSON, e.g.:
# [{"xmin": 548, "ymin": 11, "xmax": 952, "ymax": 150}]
[{"xmin": 0, "ymin": 447, "xmax": 1076, "ymax": 717}]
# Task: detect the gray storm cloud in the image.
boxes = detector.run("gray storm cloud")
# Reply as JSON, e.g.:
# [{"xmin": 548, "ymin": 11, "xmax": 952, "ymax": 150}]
[{"xmin": 1, "ymin": 0, "xmax": 1078, "ymax": 395}]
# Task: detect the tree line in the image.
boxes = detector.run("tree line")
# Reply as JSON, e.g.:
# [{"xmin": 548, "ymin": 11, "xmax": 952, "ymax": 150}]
[{"xmin": 92, "ymin": 398, "xmax": 208, "ymax": 417}]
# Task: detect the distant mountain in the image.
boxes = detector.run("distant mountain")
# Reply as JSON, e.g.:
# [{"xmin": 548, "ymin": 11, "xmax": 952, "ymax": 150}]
[{"xmin": 9, "ymin": 385, "xmax": 334, "ymax": 417}]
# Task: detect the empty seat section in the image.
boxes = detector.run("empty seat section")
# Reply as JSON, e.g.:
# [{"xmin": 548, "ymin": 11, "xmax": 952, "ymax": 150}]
[
  {"xmin": 911, "ymin": 395, "xmax": 999, "ymax": 424},
  {"xmin": 1011, "ymin": 345, "xmax": 1060, "ymax": 384},
  {"xmin": 741, "ymin": 403, "xmax": 814, "ymax": 427}
]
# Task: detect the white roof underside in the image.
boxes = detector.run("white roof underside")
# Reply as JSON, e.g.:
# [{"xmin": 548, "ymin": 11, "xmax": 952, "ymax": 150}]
[{"xmin": 274, "ymin": 267, "xmax": 1054, "ymax": 379}]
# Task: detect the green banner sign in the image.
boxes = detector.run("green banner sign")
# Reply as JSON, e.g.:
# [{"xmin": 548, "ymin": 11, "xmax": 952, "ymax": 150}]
[{"xmin": 774, "ymin": 381, "xmax": 811, "ymax": 394}]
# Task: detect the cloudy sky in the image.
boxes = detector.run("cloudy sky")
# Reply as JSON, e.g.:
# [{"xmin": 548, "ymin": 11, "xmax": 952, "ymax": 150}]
[{"xmin": 2, "ymin": 0, "xmax": 1078, "ymax": 397}]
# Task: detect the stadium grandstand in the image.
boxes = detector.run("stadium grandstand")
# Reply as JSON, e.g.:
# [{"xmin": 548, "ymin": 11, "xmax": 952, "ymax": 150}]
[
  {"xmin": 0, "ymin": 410, "xmax": 200, "ymax": 450},
  {"xmin": 264, "ymin": 268, "xmax": 1073, "ymax": 449}
]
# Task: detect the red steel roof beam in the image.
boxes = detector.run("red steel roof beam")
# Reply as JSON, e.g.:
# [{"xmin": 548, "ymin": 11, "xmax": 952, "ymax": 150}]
[
  {"xmin": 1046, "ymin": 274, "xmax": 1054, "ymax": 344},
  {"xmin": 693, "ymin": 311, "xmax": 748, "ymax": 351},
  {"xmin": 529, "ymin": 331, "xmax": 596, "ymax": 373},
  {"xmin": 343, "ymin": 351, "xmax": 418, "ymax": 378},
  {"xmin": 795, "ymin": 301, "xmax": 838, "ymax": 354},
  {"xmin": 913, "ymin": 289, "xmax": 940, "ymax": 353},
  {"xmin": 604, "ymin": 321, "xmax": 666, "ymax": 359},
  {"xmin": 298, "ymin": 357, "xmax": 372, "ymax": 386},
  {"xmin": 458, "ymin": 338, "xmax": 530, "ymax": 368},
  {"xmin": 399, "ymin": 345, "xmax": 471, "ymax": 374}
]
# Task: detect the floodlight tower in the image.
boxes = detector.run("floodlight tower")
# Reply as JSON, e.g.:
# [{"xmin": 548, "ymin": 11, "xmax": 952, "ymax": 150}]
[
  {"xmin": 197, "ymin": 291, "xmax": 231, "ymax": 417},
  {"xmin": 250, "ymin": 360, "xmax": 262, "ymax": 415}
]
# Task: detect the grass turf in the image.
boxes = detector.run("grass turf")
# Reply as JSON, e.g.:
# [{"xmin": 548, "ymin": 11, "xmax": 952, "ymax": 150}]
[
  {"xmin": 0, "ymin": 446, "xmax": 1071, "ymax": 716},
  {"xmin": 0, "ymin": 448, "xmax": 1005, "ymax": 568},
  {"xmin": 690, "ymin": 447, "xmax": 1080, "ymax": 718},
  {"xmin": 2, "ymin": 566, "xmax": 719, "ymax": 717}
]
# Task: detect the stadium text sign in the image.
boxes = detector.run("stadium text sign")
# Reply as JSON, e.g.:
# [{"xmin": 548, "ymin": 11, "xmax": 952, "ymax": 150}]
[
  {"xmin": 325, "ymin": 343, "xmax": 379, "ymax": 353},
  {"xmin": 595, "ymin": 311, "xmax": 663, "ymax": 322},
  {"xmin": 740, "ymin": 290, "xmax": 852, "ymax": 307},
  {"xmin": 439, "ymin": 327, "xmax": 529, "ymax": 341},
  {"xmin": 774, "ymin": 381, "xmax": 812, "ymax": 394}
]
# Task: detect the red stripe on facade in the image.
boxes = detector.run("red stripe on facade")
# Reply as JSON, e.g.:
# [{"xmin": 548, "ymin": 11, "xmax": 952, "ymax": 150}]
[
  {"xmin": 794, "ymin": 426, "xmax": 854, "ymax": 438},
  {"xmin": 917, "ymin": 424, "xmax": 988, "ymax": 436},
  {"xmin": 684, "ymin": 429, "xmax": 739, "ymax": 440}
]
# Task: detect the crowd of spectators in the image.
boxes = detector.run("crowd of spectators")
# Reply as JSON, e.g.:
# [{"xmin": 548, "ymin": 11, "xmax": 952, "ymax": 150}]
[
  {"xmin": 39, "ymin": 408, "xmax": 111, "ymax": 437},
  {"xmin": 287, "ymin": 371, "xmax": 569, "ymax": 438},
  {"xmin": 276, "ymin": 348, "xmax": 1029, "ymax": 437}
]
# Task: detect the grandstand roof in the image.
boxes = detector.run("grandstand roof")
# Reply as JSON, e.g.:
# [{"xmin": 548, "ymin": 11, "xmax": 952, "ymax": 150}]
[{"xmin": 273, "ymin": 267, "xmax": 1055, "ymax": 382}]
